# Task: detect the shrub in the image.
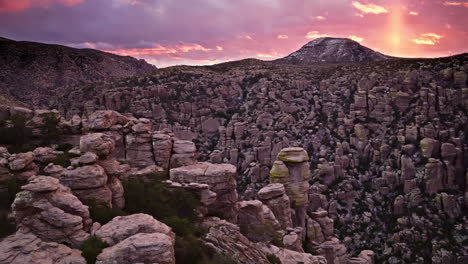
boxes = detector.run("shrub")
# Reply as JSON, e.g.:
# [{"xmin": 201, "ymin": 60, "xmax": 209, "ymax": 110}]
[
  {"xmin": 0, "ymin": 114, "xmax": 33, "ymax": 153},
  {"xmin": 0, "ymin": 211, "xmax": 16, "ymax": 238},
  {"xmin": 267, "ymin": 254, "xmax": 282, "ymax": 264},
  {"xmin": 40, "ymin": 113, "xmax": 61, "ymax": 145},
  {"xmin": 85, "ymin": 199, "xmax": 127, "ymax": 225},
  {"xmin": 0, "ymin": 177, "xmax": 23, "ymax": 210},
  {"xmin": 123, "ymin": 179, "xmax": 200, "ymax": 237},
  {"xmin": 80, "ymin": 236, "xmax": 109, "ymax": 264},
  {"xmin": 41, "ymin": 152, "xmax": 80, "ymax": 168},
  {"xmin": 56, "ymin": 143, "xmax": 74, "ymax": 152},
  {"xmin": 175, "ymin": 235, "xmax": 204, "ymax": 264}
]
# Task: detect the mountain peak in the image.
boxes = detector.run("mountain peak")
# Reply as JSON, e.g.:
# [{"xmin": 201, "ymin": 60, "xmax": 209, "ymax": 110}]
[{"xmin": 278, "ymin": 37, "xmax": 392, "ymax": 64}]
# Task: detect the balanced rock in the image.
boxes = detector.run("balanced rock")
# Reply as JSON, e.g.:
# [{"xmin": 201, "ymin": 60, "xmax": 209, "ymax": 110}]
[{"xmin": 12, "ymin": 176, "xmax": 91, "ymax": 247}]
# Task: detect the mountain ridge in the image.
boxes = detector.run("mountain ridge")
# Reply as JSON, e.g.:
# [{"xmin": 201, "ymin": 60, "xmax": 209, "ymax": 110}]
[
  {"xmin": 277, "ymin": 37, "xmax": 393, "ymax": 64},
  {"xmin": 0, "ymin": 37, "xmax": 156, "ymax": 107}
]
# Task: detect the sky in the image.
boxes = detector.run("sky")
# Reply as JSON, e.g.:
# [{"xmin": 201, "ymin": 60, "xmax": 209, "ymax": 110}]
[{"xmin": 0, "ymin": 0, "xmax": 467, "ymax": 68}]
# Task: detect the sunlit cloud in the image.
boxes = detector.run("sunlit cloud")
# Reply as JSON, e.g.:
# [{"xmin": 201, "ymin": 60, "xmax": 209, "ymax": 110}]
[
  {"xmin": 277, "ymin": 34, "xmax": 289, "ymax": 39},
  {"xmin": 314, "ymin": 16, "xmax": 326, "ymax": 20},
  {"xmin": 409, "ymin": 11, "xmax": 418, "ymax": 15},
  {"xmin": 216, "ymin": 46, "xmax": 223, "ymax": 51},
  {"xmin": 240, "ymin": 35, "xmax": 253, "ymax": 40},
  {"xmin": 0, "ymin": 0, "xmax": 84, "ymax": 13},
  {"xmin": 443, "ymin": 1, "xmax": 468, "ymax": 7},
  {"xmin": 412, "ymin": 33, "xmax": 443, "ymax": 45},
  {"xmin": 176, "ymin": 43, "xmax": 211, "ymax": 52},
  {"xmin": 103, "ymin": 46, "xmax": 177, "ymax": 56},
  {"xmin": 257, "ymin": 52, "xmax": 281, "ymax": 59},
  {"xmin": 352, "ymin": 1, "xmax": 388, "ymax": 14},
  {"xmin": 305, "ymin": 31, "xmax": 329, "ymax": 39},
  {"xmin": 349, "ymin": 35, "xmax": 364, "ymax": 42}
]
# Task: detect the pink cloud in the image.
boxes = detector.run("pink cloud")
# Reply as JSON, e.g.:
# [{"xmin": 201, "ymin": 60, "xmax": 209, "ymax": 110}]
[
  {"xmin": 443, "ymin": 1, "xmax": 468, "ymax": 7},
  {"xmin": 0, "ymin": 0, "xmax": 84, "ymax": 13},
  {"xmin": 352, "ymin": 1, "xmax": 388, "ymax": 14}
]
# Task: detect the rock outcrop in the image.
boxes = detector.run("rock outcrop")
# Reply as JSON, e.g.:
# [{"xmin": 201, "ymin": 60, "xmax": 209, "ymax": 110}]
[
  {"xmin": 11, "ymin": 176, "xmax": 91, "ymax": 247},
  {"xmin": 270, "ymin": 147, "xmax": 310, "ymax": 228},
  {"xmin": 170, "ymin": 162, "xmax": 238, "ymax": 222},
  {"xmin": 95, "ymin": 214, "xmax": 175, "ymax": 264},
  {"xmin": 0, "ymin": 227, "xmax": 86, "ymax": 264}
]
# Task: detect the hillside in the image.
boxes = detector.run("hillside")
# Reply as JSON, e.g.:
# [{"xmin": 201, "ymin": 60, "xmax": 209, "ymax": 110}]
[{"xmin": 0, "ymin": 37, "xmax": 156, "ymax": 107}]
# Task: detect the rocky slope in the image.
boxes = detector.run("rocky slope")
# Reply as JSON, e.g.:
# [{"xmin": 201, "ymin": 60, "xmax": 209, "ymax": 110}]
[
  {"xmin": 30, "ymin": 52, "xmax": 466, "ymax": 263},
  {"xmin": 277, "ymin": 37, "xmax": 392, "ymax": 64},
  {"xmin": 0, "ymin": 39, "xmax": 467, "ymax": 263},
  {"xmin": 0, "ymin": 37, "xmax": 156, "ymax": 107}
]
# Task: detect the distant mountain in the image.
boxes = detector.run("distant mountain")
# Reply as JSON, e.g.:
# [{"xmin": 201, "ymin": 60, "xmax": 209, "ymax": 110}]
[
  {"xmin": 0, "ymin": 37, "xmax": 156, "ymax": 106},
  {"xmin": 277, "ymin": 37, "xmax": 393, "ymax": 64}
]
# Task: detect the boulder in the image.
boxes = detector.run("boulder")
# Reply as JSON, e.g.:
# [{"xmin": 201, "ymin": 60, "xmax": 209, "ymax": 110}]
[
  {"xmin": 258, "ymin": 183, "xmax": 293, "ymax": 229},
  {"xmin": 0, "ymin": 227, "xmax": 86, "ymax": 264},
  {"xmin": 237, "ymin": 200, "xmax": 282, "ymax": 242},
  {"xmin": 86, "ymin": 110, "xmax": 129, "ymax": 131},
  {"xmin": 80, "ymin": 133, "xmax": 115, "ymax": 158},
  {"xmin": 170, "ymin": 140, "xmax": 197, "ymax": 168},
  {"xmin": 11, "ymin": 176, "xmax": 91, "ymax": 247},
  {"xmin": 61, "ymin": 165, "xmax": 107, "ymax": 190},
  {"xmin": 96, "ymin": 233, "xmax": 175, "ymax": 264},
  {"xmin": 170, "ymin": 162, "xmax": 238, "ymax": 222},
  {"xmin": 8, "ymin": 152, "xmax": 35, "ymax": 171},
  {"xmin": 95, "ymin": 214, "xmax": 174, "ymax": 246},
  {"xmin": 202, "ymin": 218, "xmax": 271, "ymax": 264}
]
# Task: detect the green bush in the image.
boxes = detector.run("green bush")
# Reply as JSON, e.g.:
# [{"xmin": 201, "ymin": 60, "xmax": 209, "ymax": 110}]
[
  {"xmin": 0, "ymin": 177, "xmax": 23, "ymax": 210},
  {"xmin": 0, "ymin": 211, "xmax": 16, "ymax": 238},
  {"xmin": 123, "ymin": 179, "xmax": 200, "ymax": 237},
  {"xmin": 267, "ymin": 254, "xmax": 282, "ymax": 264},
  {"xmin": 174, "ymin": 235, "xmax": 204, "ymax": 264},
  {"xmin": 85, "ymin": 199, "xmax": 127, "ymax": 225},
  {"xmin": 80, "ymin": 236, "xmax": 109, "ymax": 264},
  {"xmin": 56, "ymin": 143, "xmax": 74, "ymax": 152},
  {"xmin": 0, "ymin": 114, "xmax": 33, "ymax": 153},
  {"xmin": 41, "ymin": 152, "xmax": 80, "ymax": 168},
  {"xmin": 40, "ymin": 113, "xmax": 61, "ymax": 145}
]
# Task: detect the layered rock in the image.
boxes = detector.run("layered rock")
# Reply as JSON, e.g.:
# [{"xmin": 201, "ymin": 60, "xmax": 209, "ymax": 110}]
[
  {"xmin": 0, "ymin": 227, "xmax": 86, "ymax": 264},
  {"xmin": 170, "ymin": 140, "xmax": 197, "ymax": 168},
  {"xmin": 258, "ymin": 183, "xmax": 293, "ymax": 229},
  {"xmin": 270, "ymin": 147, "xmax": 310, "ymax": 228},
  {"xmin": 125, "ymin": 119, "xmax": 155, "ymax": 168},
  {"xmin": 170, "ymin": 162, "xmax": 238, "ymax": 222},
  {"xmin": 237, "ymin": 200, "xmax": 282, "ymax": 242},
  {"xmin": 95, "ymin": 214, "xmax": 175, "ymax": 264},
  {"xmin": 202, "ymin": 217, "xmax": 271, "ymax": 264},
  {"xmin": 11, "ymin": 176, "xmax": 91, "ymax": 247}
]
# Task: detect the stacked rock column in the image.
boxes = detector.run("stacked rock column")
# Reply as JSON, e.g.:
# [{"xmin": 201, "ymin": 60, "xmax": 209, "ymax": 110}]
[{"xmin": 269, "ymin": 147, "xmax": 310, "ymax": 229}]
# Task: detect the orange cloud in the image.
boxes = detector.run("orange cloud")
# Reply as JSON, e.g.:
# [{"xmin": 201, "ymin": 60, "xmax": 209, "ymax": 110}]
[
  {"xmin": 277, "ymin": 34, "xmax": 289, "ymax": 39},
  {"xmin": 349, "ymin": 35, "xmax": 364, "ymax": 42},
  {"xmin": 104, "ymin": 46, "xmax": 177, "ymax": 56},
  {"xmin": 104, "ymin": 43, "xmax": 213, "ymax": 57},
  {"xmin": 412, "ymin": 33, "xmax": 443, "ymax": 45},
  {"xmin": 0, "ymin": 0, "xmax": 84, "ymax": 13},
  {"xmin": 257, "ymin": 52, "xmax": 280, "ymax": 59},
  {"xmin": 352, "ymin": 1, "xmax": 388, "ymax": 14},
  {"xmin": 443, "ymin": 1, "xmax": 468, "ymax": 7},
  {"xmin": 409, "ymin": 11, "xmax": 418, "ymax": 15},
  {"xmin": 305, "ymin": 31, "xmax": 329, "ymax": 39},
  {"xmin": 176, "ymin": 43, "xmax": 211, "ymax": 52}
]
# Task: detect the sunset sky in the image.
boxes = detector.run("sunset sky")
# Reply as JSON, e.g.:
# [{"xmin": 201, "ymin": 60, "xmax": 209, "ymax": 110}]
[{"xmin": 0, "ymin": 0, "xmax": 467, "ymax": 67}]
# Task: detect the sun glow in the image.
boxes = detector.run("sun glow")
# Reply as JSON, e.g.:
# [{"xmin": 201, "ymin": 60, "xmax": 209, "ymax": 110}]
[{"xmin": 387, "ymin": 4, "xmax": 402, "ymax": 55}]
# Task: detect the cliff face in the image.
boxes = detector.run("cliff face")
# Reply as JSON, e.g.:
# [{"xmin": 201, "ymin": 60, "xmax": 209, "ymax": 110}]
[{"xmin": 0, "ymin": 37, "xmax": 156, "ymax": 106}]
